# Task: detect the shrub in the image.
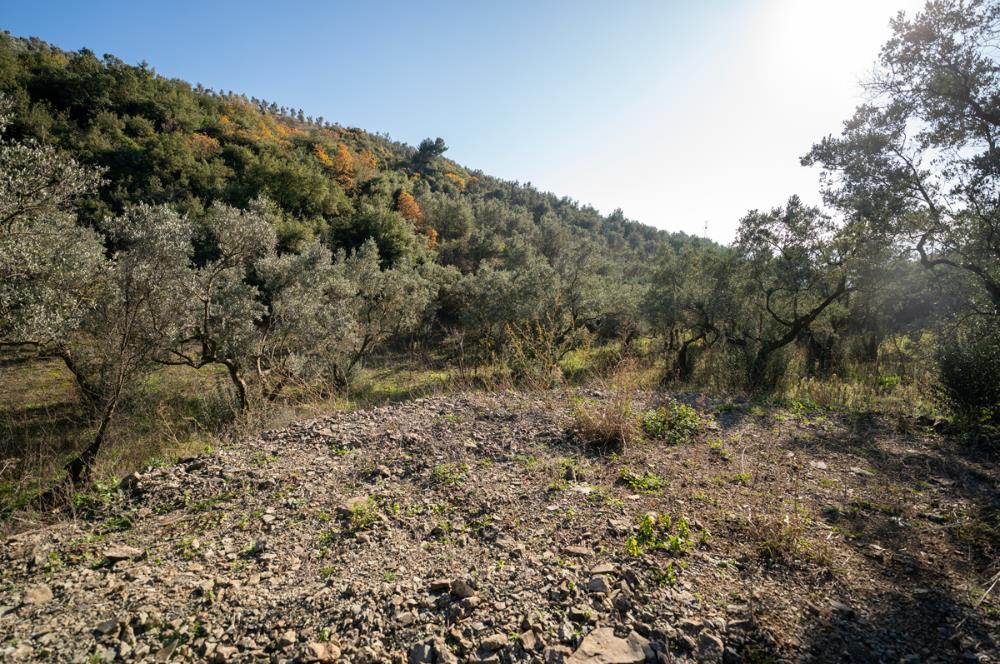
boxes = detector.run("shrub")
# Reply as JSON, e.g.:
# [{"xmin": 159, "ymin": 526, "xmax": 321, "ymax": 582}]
[
  {"xmin": 639, "ymin": 399, "xmax": 707, "ymax": 444},
  {"xmin": 935, "ymin": 319, "xmax": 1000, "ymax": 424},
  {"xmin": 342, "ymin": 498, "xmax": 378, "ymax": 532},
  {"xmin": 503, "ymin": 313, "xmax": 589, "ymax": 390},
  {"xmin": 432, "ymin": 463, "xmax": 467, "ymax": 486}
]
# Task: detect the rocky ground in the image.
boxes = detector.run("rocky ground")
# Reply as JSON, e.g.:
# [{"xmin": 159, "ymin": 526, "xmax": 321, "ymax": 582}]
[{"xmin": 1, "ymin": 391, "xmax": 998, "ymax": 663}]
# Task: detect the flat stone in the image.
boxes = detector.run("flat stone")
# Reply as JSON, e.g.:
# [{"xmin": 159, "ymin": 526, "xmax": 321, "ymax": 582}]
[
  {"xmin": 21, "ymin": 584, "xmax": 53, "ymax": 606},
  {"xmin": 567, "ymin": 627, "xmax": 646, "ymax": 663},
  {"xmin": 429, "ymin": 578, "xmax": 451, "ymax": 593},
  {"xmin": 104, "ymin": 545, "xmax": 145, "ymax": 562},
  {"xmin": 563, "ymin": 546, "xmax": 592, "ymax": 557},
  {"xmin": 545, "ymin": 645, "xmax": 573, "ymax": 663}
]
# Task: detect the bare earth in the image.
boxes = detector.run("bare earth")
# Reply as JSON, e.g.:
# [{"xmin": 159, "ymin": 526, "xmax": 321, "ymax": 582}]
[{"xmin": 1, "ymin": 392, "xmax": 998, "ymax": 663}]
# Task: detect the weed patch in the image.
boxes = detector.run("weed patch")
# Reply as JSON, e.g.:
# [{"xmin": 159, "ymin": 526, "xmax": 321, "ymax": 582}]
[{"xmin": 639, "ymin": 399, "xmax": 709, "ymax": 444}]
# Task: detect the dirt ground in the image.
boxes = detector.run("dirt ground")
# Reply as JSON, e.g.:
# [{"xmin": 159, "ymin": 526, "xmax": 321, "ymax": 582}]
[{"xmin": 1, "ymin": 390, "xmax": 997, "ymax": 663}]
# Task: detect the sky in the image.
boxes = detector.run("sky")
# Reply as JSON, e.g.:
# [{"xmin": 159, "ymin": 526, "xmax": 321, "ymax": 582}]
[{"xmin": 3, "ymin": 0, "xmax": 926, "ymax": 243}]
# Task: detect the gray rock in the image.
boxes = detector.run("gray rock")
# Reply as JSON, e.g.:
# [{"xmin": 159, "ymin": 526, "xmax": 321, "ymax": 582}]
[
  {"xmin": 213, "ymin": 644, "xmax": 239, "ymax": 661},
  {"xmin": 521, "ymin": 629, "xmax": 545, "ymax": 652},
  {"xmin": 586, "ymin": 575, "xmax": 612, "ymax": 594},
  {"xmin": 430, "ymin": 637, "xmax": 457, "ymax": 664},
  {"xmin": 409, "ymin": 642, "xmax": 434, "ymax": 663},
  {"xmin": 8, "ymin": 644, "xmax": 34, "ymax": 661},
  {"xmin": 451, "ymin": 578, "xmax": 476, "ymax": 599},
  {"xmin": 94, "ymin": 617, "xmax": 120, "ymax": 636}
]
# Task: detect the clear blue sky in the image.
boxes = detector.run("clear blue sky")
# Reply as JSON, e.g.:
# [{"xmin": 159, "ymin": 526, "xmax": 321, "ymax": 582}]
[{"xmin": 4, "ymin": 0, "xmax": 923, "ymax": 242}]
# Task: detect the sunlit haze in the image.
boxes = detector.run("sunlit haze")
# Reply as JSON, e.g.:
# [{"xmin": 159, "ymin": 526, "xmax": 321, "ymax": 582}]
[{"xmin": 4, "ymin": 0, "xmax": 925, "ymax": 242}]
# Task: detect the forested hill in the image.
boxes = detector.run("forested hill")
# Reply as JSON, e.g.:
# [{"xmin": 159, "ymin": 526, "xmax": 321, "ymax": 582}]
[{"xmin": 0, "ymin": 32, "xmax": 696, "ymax": 266}]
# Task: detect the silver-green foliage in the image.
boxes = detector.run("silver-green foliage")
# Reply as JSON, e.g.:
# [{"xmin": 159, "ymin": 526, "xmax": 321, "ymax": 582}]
[{"xmin": 0, "ymin": 98, "xmax": 105, "ymax": 345}]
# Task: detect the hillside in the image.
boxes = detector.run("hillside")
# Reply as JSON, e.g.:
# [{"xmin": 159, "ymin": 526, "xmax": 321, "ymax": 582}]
[
  {"xmin": 0, "ymin": 32, "xmax": 690, "ymax": 265},
  {"xmin": 3, "ymin": 6, "xmax": 1000, "ymax": 663},
  {"xmin": 2, "ymin": 393, "xmax": 998, "ymax": 662}
]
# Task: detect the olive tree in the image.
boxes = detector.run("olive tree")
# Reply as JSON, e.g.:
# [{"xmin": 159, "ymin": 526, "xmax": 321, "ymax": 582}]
[
  {"xmin": 644, "ymin": 242, "xmax": 738, "ymax": 380},
  {"xmin": 0, "ymin": 97, "xmax": 105, "ymax": 348},
  {"xmin": 804, "ymin": 0, "xmax": 1000, "ymax": 313},
  {"xmin": 330, "ymin": 240, "xmax": 437, "ymax": 384},
  {"xmin": 731, "ymin": 197, "xmax": 854, "ymax": 388},
  {"xmin": 62, "ymin": 205, "xmax": 192, "ymax": 481},
  {"xmin": 161, "ymin": 204, "xmax": 438, "ymax": 401},
  {"xmin": 161, "ymin": 200, "xmax": 274, "ymax": 411}
]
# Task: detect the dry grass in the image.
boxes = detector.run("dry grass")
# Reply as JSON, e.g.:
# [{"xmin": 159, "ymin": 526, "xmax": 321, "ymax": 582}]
[
  {"xmin": 0, "ymin": 350, "xmax": 233, "ymax": 521},
  {"xmin": 0, "ymin": 348, "xmax": 476, "ymax": 524},
  {"xmin": 570, "ymin": 359, "xmax": 647, "ymax": 453}
]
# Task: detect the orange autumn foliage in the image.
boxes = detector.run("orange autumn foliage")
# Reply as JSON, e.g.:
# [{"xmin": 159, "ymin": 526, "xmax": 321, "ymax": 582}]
[
  {"xmin": 425, "ymin": 227, "xmax": 439, "ymax": 250},
  {"xmin": 397, "ymin": 191, "xmax": 423, "ymax": 222},
  {"xmin": 333, "ymin": 143, "xmax": 355, "ymax": 187},
  {"xmin": 444, "ymin": 172, "xmax": 466, "ymax": 189},
  {"xmin": 313, "ymin": 144, "xmax": 333, "ymax": 167}
]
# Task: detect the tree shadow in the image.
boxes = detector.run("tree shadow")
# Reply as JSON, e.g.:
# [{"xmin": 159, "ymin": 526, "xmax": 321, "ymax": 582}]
[{"xmin": 781, "ymin": 416, "xmax": 1000, "ymax": 660}]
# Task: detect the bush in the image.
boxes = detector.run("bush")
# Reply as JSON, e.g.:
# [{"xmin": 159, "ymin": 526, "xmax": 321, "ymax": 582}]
[
  {"xmin": 639, "ymin": 399, "xmax": 707, "ymax": 444},
  {"xmin": 935, "ymin": 319, "xmax": 1000, "ymax": 424},
  {"xmin": 503, "ymin": 314, "xmax": 581, "ymax": 390}
]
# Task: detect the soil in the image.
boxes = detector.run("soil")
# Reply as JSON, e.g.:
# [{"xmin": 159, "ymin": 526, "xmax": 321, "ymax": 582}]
[{"xmin": 1, "ymin": 391, "xmax": 998, "ymax": 663}]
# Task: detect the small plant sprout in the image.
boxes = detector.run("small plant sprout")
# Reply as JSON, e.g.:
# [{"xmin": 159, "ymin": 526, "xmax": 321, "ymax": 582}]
[{"xmin": 619, "ymin": 468, "xmax": 664, "ymax": 493}]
